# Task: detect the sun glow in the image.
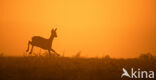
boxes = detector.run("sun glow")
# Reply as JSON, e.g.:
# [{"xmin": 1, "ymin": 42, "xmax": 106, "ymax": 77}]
[{"xmin": 0, "ymin": 0, "xmax": 156, "ymax": 58}]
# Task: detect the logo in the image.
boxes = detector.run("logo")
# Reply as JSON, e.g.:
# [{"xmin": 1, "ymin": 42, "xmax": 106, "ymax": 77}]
[{"xmin": 121, "ymin": 68, "xmax": 154, "ymax": 78}]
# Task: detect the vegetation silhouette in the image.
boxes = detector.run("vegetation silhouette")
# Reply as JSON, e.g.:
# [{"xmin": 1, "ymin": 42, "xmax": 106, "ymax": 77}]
[
  {"xmin": 0, "ymin": 53, "xmax": 155, "ymax": 80},
  {"xmin": 26, "ymin": 28, "xmax": 59, "ymax": 56}
]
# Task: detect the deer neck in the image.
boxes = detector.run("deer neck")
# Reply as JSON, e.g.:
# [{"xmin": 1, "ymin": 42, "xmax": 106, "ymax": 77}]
[{"xmin": 49, "ymin": 34, "xmax": 54, "ymax": 46}]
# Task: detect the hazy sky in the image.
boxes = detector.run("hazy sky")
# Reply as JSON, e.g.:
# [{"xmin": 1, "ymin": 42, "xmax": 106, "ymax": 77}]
[{"xmin": 0, "ymin": 0, "xmax": 156, "ymax": 58}]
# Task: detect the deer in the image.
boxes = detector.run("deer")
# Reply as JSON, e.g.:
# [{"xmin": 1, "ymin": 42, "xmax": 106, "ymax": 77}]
[{"xmin": 26, "ymin": 28, "xmax": 60, "ymax": 56}]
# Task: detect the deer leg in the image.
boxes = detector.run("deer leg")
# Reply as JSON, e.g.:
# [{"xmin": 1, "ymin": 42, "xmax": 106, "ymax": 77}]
[
  {"xmin": 26, "ymin": 41, "xmax": 32, "ymax": 52},
  {"xmin": 51, "ymin": 48, "xmax": 60, "ymax": 56},
  {"xmin": 48, "ymin": 50, "xmax": 52, "ymax": 56},
  {"xmin": 29, "ymin": 45, "xmax": 34, "ymax": 54}
]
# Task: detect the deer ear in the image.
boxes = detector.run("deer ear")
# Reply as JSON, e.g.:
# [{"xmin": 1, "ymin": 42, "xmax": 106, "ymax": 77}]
[
  {"xmin": 55, "ymin": 28, "xmax": 57, "ymax": 31},
  {"xmin": 51, "ymin": 28, "xmax": 54, "ymax": 32}
]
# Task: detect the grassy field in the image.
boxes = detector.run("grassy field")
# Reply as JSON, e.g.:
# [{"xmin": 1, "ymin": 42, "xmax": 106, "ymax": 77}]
[{"xmin": 0, "ymin": 53, "xmax": 155, "ymax": 80}]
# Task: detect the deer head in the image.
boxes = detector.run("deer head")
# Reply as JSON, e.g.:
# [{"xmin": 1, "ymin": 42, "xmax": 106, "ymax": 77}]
[{"xmin": 51, "ymin": 28, "xmax": 57, "ymax": 38}]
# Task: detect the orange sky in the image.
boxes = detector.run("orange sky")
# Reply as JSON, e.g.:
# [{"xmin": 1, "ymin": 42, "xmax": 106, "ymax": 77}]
[{"xmin": 0, "ymin": 0, "xmax": 156, "ymax": 58}]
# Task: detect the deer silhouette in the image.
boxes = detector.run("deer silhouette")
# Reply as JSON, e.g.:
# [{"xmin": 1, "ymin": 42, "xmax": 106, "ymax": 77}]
[{"xmin": 26, "ymin": 28, "xmax": 59, "ymax": 56}]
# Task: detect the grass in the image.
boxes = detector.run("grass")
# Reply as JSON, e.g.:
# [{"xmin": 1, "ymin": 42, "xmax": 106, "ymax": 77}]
[{"xmin": 0, "ymin": 53, "xmax": 156, "ymax": 80}]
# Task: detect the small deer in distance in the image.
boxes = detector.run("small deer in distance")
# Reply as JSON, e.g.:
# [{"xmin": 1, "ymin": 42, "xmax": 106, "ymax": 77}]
[{"xmin": 26, "ymin": 28, "xmax": 60, "ymax": 56}]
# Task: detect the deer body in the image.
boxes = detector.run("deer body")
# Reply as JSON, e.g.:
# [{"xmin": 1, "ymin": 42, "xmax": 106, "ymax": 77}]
[
  {"xmin": 26, "ymin": 28, "xmax": 59, "ymax": 56},
  {"xmin": 31, "ymin": 36, "xmax": 53, "ymax": 50}
]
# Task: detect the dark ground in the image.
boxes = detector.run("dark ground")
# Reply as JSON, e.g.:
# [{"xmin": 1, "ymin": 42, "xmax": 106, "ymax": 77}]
[{"xmin": 0, "ymin": 53, "xmax": 156, "ymax": 80}]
